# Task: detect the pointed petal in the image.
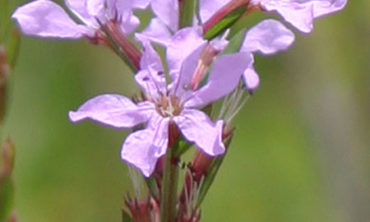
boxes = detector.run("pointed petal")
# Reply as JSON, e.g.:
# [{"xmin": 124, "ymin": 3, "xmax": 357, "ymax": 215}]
[
  {"xmin": 174, "ymin": 109, "xmax": 225, "ymax": 156},
  {"xmin": 65, "ymin": 0, "xmax": 97, "ymax": 27},
  {"xmin": 121, "ymin": 116, "xmax": 169, "ymax": 177},
  {"xmin": 166, "ymin": 27, "xmax": 206, "ymax": 82},
  {"xmin": 151, "ymin": 0, "xmax": 179, "ymax": 32},
  {"xmin": 241, "ymin": 19, "xmax": 295, "ymax": 54},
  {"xmin": 12, "ymin": 0, "xmax": 86, "ymax": 38},
  {"xmin": 135, "ymin": 18, "xmax": 172, "ymax": 46},
  {"xmin": 199, "ymin": 0, "xmax": 230, "ymax": 23},
  {"xmin": 171, "ymin": 43, "xmax": 205, "ymax": 96},
  {"xmin": 120, "ymin": 13, "xmax": 140, "ymax": 34},
  {"xmin": 185, "ymin": 52, "xmax": 251, "ymax": 108},
  {"xmin": 135, "ymin": 41, "xmax": 166, "ymax": 98},
  {"xmin": 69, "ymin": 94, "xmax": 154, "ymax": 128}
]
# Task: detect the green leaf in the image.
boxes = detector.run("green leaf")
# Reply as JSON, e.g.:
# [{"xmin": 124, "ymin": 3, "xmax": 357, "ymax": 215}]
[{"xmin": 204, "ymin": 6, "xmax": 246, "ymax": 40}]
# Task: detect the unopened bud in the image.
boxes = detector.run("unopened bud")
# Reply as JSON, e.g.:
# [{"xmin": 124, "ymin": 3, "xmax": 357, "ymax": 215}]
[{"xmin": 125, "ymin": 196, "xmax": 153, "ymax": 222}]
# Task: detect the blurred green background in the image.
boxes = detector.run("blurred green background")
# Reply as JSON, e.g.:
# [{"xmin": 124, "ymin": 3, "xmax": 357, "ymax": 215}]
[{"xmin": 2, "ymin": 1, "xmax": 369, "ymax": 221}]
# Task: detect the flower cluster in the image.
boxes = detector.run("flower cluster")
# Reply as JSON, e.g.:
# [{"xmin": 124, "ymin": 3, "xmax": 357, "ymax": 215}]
[{"xmin": 12, "ymin": 0, "xmax": 346, "ymax": 221}]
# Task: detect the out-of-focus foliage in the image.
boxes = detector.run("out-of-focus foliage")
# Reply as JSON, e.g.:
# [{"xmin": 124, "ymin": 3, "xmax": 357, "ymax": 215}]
[
  {"xmin": 0, "ymin": 138, "xmax": 16, "ymax": 222},
  {"xmin": 3, "ymin": 1, "xmax": 369, "ymax": 222}
]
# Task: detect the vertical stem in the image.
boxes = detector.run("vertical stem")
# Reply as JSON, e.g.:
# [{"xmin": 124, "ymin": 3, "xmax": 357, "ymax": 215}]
[
  {"xmin": 160, "ymin": 143, "xmax": 179, "ymax": 222},
  {"xmin": 179, "ymin": 0, "xmax": 195, "ymax": 28}
]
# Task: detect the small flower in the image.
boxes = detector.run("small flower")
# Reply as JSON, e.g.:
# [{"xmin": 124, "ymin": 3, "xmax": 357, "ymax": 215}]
[
  {"xmin": 12, "ymin": 0, "xmax": 150, "ymax": 39},
  {"xmin": 69, "ymin": 27, "xmax": 252, "ymax": 177}
]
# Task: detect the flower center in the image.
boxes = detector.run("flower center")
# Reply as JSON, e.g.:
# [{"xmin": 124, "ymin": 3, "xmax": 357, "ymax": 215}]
[{"xmin": 155, "ymin": 95, "xmax": 182, "ymax": 117}]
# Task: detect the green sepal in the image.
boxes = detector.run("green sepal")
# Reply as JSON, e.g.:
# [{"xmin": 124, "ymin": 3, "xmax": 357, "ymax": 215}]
[
  {"xmin": 144, "ymin": 177, "xmax": 159, "ymax": 200},
  {"xmin": 203, "ymin": 6, "xmax": 246, "ymax": 40}
]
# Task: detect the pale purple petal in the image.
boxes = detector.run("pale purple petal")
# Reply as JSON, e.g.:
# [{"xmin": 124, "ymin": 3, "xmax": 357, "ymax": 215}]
[
  {"xmin": 12, "ymin": 0, "xmax": 86, "ymax": 38},
  {"xmin": 199, "ymin": 0, "xmax": 231, "ymax": 23},
  {"xmin": 65, "ymin": 0, "xmax": 97, "ymax": 28},
  {"xmin": 243, "ymin": 64, "xmax": 260, "ymax": 93},
  {"xmin": 185, "ymin": 52, "xmax": 252, "ymax": 108},
  {"xmin": 135, "ymin": 41, "xmax": 167, "ymax": 98},
  {"xmin": 166, "ymin": 27, "xmax": 206, "ymax": 81},
  {"xmin": 241, "ymin": 19, "xmax": 295, "ymax": 54},
  {"xmin": 151, "ymin": 0, "xmax": 179, "ymax": 32},
  {"xmin": 311, "ymin": 0, "xmax": 347, "ymax": 18},
  {"xmin": 171, "ymin": 43, "xmax": 205, "ymax": 97},
  {"xmin": 120, "ymin": 13, "xmax": 140, "ymax": 34},
  {"xmin": 260, "ymin": 0, "xmax": 315, "ymax": 33},
  {"xmin": 69, "ymin": 94, "xmax": 154, "ymax": 128},
  {"xmin": 86, "ymin": 0, "xmax": 105, "ymax": 18},
  {"xmin": 121, "ymin": 115, "xmax": 169, "ymax": 177},
  {"xmin": 257, "ymin": 0, "xmax": 347, "ymax": 33},
  {"xmin": 136, "ymin": 18, "xmax": 173, "ymax": 46},
  {"xmin": 174, "ymin": 109, "xmax": 225, "ymax": 156},
  {"xmin": 132, "ymin": 0, "xmax": 151, "ymax": 9}
]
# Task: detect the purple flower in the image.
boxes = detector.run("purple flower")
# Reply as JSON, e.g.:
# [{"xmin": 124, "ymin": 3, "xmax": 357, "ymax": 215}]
[
  {"xmin": 69, "ymin": 27, "xmax": 252, "ymax": 176},
  {"xmin": 251, "ymin": 0, "xmax": 347, "ymax": 33},
  {"xmin": 199, "ymin": 0, "xmax": 347, "ymax": 33},
  {"xmin": 12, "ymin": 0, "xmax": 150, "ymax": 39},
  {"xmin": 240, "ymin": 19, "xmax": 295, "ymax": 92}
]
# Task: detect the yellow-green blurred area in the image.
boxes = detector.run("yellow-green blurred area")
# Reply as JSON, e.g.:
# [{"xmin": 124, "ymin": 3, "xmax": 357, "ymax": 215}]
[{"xmin": 2, "ymin": 1, "xmax": 370, "ymax": 221}]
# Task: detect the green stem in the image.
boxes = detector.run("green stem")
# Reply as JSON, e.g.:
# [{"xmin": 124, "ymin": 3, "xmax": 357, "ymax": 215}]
[
  {"xmin": 179, "ymin": 0, "xmax": 195, "ymax": 29},
  {"xmin": 160, "ymin": 145, "xmax": 179, "ymax": 222}
]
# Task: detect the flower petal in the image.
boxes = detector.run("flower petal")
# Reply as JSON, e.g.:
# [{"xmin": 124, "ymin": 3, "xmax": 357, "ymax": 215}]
[
  {"xmin": 12, "ymin": 0, "xmax": 86, "ymax": 38},
  {"xmin": 121, "ymin": 115, "xmax": 169, "ymax": 177},
  {"xmin": 241, "ymin": 19, "xmax": 295, "ymax": 54},
  {"xmin": 166, "ymin": 27, "xmax": 206, "ymax": 82},
  {"xmin": 151, "ymin": 0, "xmax": 179, "ymax": 32},
  {"xmin": 243, "ymin": 64, "xmax": 260, "ymax": 93},
  {"xmin": 171, "ymin": 43, "xmax": 206, "ymax": 97},
  {"xmin": 69, "ymin": 94, "xmax": 154, "ymax": 128},
  {"xmin": 185, "ymin": 52, "xmax": 251, "ymax": 108},
  {"xmin": 199, "ymin": 0, "xmax": 230, "ymax": 23},
  {"xmin": 259, "ymin": 0, "xmax": 315, "ymax": 33},
  {"xmin": 135, "ymin": 18, "xmax": 172, "ymax": 46},
  {"xmin": 174, "ymin": 109, "xmax": 225, "ymax": 156},
  {"xmin": 311, "ymin": 0, "xmax": 347, "ymax": 18},
  {"xmin": 135, "ymin": 41, "xmax": 167, "ymax": 98}
]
